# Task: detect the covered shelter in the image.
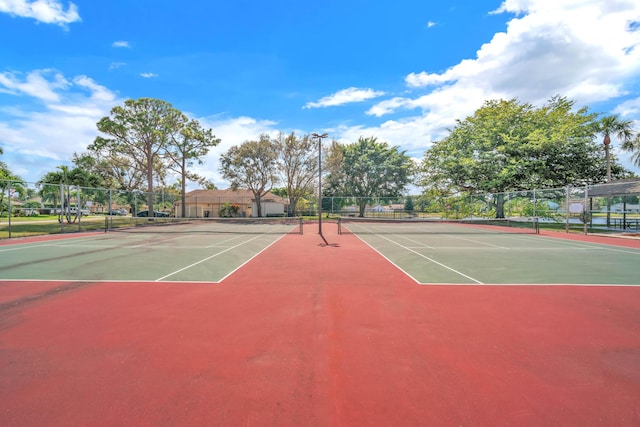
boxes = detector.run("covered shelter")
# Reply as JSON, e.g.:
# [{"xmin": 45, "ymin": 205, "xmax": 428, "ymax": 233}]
[{"xmin": 588, "ymin": 178, "xmax": 640, "ymax": 230}]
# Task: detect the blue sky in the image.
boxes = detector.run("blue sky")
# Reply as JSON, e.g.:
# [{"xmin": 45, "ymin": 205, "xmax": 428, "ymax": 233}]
[{"xmin": 1, "ymin": 0, "xmax": 640, "ymax": 188}]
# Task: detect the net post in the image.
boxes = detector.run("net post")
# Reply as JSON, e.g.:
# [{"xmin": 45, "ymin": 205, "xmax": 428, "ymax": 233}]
[
  {"xmin": 299, "ymin": 216, "xmax": 303, "ymax": 235},
  {"xmin": 338, "ymin": 217, "xmax": 342, "ymax": 235}
]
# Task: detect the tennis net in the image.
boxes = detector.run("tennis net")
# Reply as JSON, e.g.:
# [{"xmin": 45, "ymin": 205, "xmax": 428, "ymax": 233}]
[
  {"xmin": 105, "ymin": 216, "xmax": 304, "ymax": 235},
  {"xmin": 337, "ymin": 216, "xmax": 540, "ymax": 235}
]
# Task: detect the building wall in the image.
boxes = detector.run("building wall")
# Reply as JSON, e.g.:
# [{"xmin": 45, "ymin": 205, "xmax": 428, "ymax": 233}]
[{"xmin": 252, "ymin": 201, "xmax": 284, "ymax": 217}]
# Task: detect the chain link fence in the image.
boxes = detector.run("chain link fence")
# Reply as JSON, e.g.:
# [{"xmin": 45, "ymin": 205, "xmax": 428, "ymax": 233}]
[
  {"xmin": 0, "ymin": 179, "xmax": 180, "ymax": 238},
  {"xmin": 2, "ymin": 179, "xmax": 639, "ymax": 239},
  {"xmin": 314, "ymin": 183, "xmax": 638, "ymax": 235}
]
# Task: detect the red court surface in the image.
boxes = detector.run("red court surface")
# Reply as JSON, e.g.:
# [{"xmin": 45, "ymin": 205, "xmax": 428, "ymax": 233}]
[{"xmin": 1, "ymin": 223, "xmax": 640, "ymax": 426}]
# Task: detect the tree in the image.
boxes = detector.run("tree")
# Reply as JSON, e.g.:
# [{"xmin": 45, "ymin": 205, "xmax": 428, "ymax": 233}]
[
  {"xmin": 421, "ymin": 97, "xmax": 632, "ymax": 218},
  {"xmin": 39, "ymin": 166, "xmax": 103, "ymax": 223},
  {"xmin": 597, "ymin": 115, "xmax": 635, "ymax": 182},
  {"xmin": 165, "ymin": 119, "xmax": 220, "ymax": 217},
  {"xmin": 73, "ymin": 151, "xmax": 146, "ymax": 192},
  {"xmin": 621, "ymin": 132, "xmax": 640, "ymax": 169},
  {"xmin": 200, "ymin": 179, "xmax": 217, "ymax": 190},
  {"xmin": 219, "ymin": 134, "xmax": 280, "ymax": 217},
  {"xmin": 404, "ymin": 196, "xmax": 414, "ymax": 213},
  {"xmin": 91, "ymin": 98, "xmax": 188, "ymax": 217},
  {"xmin": 0, "ymin": 148, "xmax": 24, "ymax": 217},
  {"xmin": 277, "ymin": 132, "xmax": 317, "ymax": 216},
  {"xmin": 325, "ymin": 136, "xmax": 413, "ymax": 217}
]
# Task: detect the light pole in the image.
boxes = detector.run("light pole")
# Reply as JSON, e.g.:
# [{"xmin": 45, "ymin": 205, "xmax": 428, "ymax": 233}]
[{"xmin": 312, "ymin": 132, "xmax": 328, "ymax": 234}]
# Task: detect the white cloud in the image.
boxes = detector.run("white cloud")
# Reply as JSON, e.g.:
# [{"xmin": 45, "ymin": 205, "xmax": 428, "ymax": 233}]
[
  {"xmin": 337, "ymin": 0, "xmax": 640, "ymax": 175},
  {"xmin": 0, "ymin": 69, "xmax": 70, "ymax": 102},
  {"xmin": 112, "ymin": 40, "xmax": 130, "ymax": 48},
  {"xmin": 140, "ymin": 72, "xmax": 158, "ymax": 78},
  {"xmin": 0, "ymin": 68, "xmax": 281, "ymax": 188},
  {"xmin": 0, "ymin": 0, "xmax": 80, "ymax": 26},
  {"xmin": 304, "ymin": 87, "xmax": 386, "ymax": 109},
  {"xmin": 613, "ymin": 96, "xmax": 640, "ymax": 117},
  {"xmin": 109, "ymin": 62, "xmax": 126, "ymax": 70},
  {"xmin": 401, "ymin": 0, "xmax": 640, "ymax": 107},
  {"xmin": 427, "ymin": 21, "xmax": 437, "ymax": 28},
  {"xmin": 0, "ymin": 70, "xmax": 120, "ymax": 181}
]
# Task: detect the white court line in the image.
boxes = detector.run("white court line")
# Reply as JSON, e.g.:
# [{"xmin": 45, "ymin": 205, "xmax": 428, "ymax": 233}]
[
  {"xmin": 515, "ymin": 233, "xmax": 640, "ymax": 255},
  {"xmin": 443, "ymin": 233, "xmax": 507, "ymax": 249},
  {"xmin": 206, "ymin": 234, "xmax": 248, "ymax": 248},
  {"xmin": 0, "ymin": 234, "xmax": 105, "ymax": 252},
  {"xmin": 1, "ymin": 278, "xmax": 637, "ymax": 287},
  {"xmin": 372, "ymin": 233, "xmax": 484, "ymax": 284},
  {"xmin": 351, "ymin": 234, "xmax": 421, "ymax": 284},
  {"xmin": 130, "ymin": 234, "xmax": 191, "ymax": 248},
  {"xmin": 155, "ymin": 234, "xmax": 266, "ymax": 281},
  {"xmin": 348, "ymin": 224, "xmax": 483, "ymax": 284},
  {"xmin": 217, "ymin": 233, "xmax": 288, "ymax": 282},
  {"xmin": 396, "ymin": 234, "xmax": 435, "ymax": 249}
]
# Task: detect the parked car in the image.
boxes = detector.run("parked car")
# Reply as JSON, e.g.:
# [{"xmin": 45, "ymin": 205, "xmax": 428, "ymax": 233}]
[
  {"xmin": 69, "ymin": 207, "xmax": 90, "ymax": 216},
  {"xmin": 106, "ymin": 209, "xmax": 128, "ymax": 215},
  {"xmin": 135, "ymin": 210, "xmax": 170, "ymax": 217}
]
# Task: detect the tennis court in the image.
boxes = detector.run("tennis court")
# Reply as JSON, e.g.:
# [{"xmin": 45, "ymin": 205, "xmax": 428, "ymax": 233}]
[
  {"xmin": 0, "ymin": 217, "xmax": 302, "ymax": 282},
  {"xmin": 1, "ymin": 219, "xmax": 640, "ymax": 426},
  {"xmin": 338, "ymin": 217, "xmax": 640, "ymax": 285}
]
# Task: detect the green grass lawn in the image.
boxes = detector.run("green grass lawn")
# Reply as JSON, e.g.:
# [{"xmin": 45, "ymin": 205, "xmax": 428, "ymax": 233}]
[{"xmin": 0, "ymin": 216, "xmax": 105, "ymax": 239}]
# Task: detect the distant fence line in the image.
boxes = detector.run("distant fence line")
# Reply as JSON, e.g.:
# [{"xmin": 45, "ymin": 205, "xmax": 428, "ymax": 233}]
[{"xmin": 1, "ymin": 179, "xmax": 639, "ymax": 239}]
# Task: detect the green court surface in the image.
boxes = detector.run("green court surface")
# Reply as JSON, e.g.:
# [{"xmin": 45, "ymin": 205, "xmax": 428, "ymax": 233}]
[
  {"xmin": 0, "ymin": 231, "xmax": 288, "ymax": 283},
  {"xmin": 342, "ymin": 224, "xmax": 640, "ymax": 285},
  {"xmin": 1, "ymin": 220, "xmax": 638, "ymax": 286}
]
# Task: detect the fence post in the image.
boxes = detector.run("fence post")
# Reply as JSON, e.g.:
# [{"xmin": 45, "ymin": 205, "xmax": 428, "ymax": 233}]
[
  {"xmin": 78, "ymin": 185, "xmax": 82, "ymax": 231},
  {"xmin": 584, "ymin": 184, "xmax": 589, "ymax": 235},
  {"xmin": 565, "ymin": 185, "xmax": 571, "ymax": 233},
  {"xmin": 7, "ymin": 181, "xmax": 12, "ymax": 238},
  {"xmin": 60, "ymin": 184, "xmax": 65, "ymax": 233},
  {"xmin": 109, "ymin": 189, "xmax": 112, "ymax": 229}
]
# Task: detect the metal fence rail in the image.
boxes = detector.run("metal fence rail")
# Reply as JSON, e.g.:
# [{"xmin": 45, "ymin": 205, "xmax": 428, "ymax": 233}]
[{"xmin": 2, "ymin": 179, "xmax": 639, "ymax": 239}]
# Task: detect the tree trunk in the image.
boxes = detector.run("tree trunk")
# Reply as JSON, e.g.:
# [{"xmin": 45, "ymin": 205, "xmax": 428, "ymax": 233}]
[
  {"xmin": 288, "ymin": 196, "xmax": 298, "ymax": 217},
  {"xmin": 495, "ymin": 193, "xmax": 505, "ymax": 218},
  {"xmin": 181, "ymin": 170, "xmax": 187, "ymax": 218},
  {"xmin": 255, "ymin": 195, "xmax": 262, "ymax": 217},
  {"xmin": 358, "ymin": 199, "xmax": 367, "ymax": 217},
  {"xmin": 147, "ymin": 148, "xmax": 154, "ymax": 218}
]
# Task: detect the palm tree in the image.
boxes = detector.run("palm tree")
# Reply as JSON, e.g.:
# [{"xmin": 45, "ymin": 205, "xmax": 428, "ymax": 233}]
[
  {"xmin": 38, "ymin": 171, "xmax": 65, "ymax": 214},
  {"xmin": 598, "ymin": 115, "xmax": 634, "ymax": 182},
  {"xmin": 621, "ymin": 133, "xmax": 640, "ymax": 168}
]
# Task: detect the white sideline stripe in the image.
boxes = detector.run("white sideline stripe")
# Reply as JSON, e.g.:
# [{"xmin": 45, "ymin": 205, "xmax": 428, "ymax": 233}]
[
  {"xmin": 418, "ymin": 282, "xmax": 640, "ymax": 287},
  {"xmin": 0, "ymin": 234, "xmax": 103, "ymax": 252},
  {"xmin": 0, "ymin": 279, "xmax": 637, "ymax": 287},
  {"xmin": 443, "ymin": 233, "xmax": 507, "ymax": 249},
  {"xmin": 352, "ymin": 233, "xmax": 421, "ymax": 284},
  {"xmin": 130, "ymin": 234, "xmax": 191, "ymax": 248},
  {"xmin": 206, "ymin": 234, "xmax": 247, "ymax": 248},
  {"xmin": 396, "ymin": 234, "xmax": 435, "ymax": 249},
  {"xmin": 351, "ymin": 224, "xmax": 484, "ymax": 284},
  {"xmin": 155, "ymin": 235, "xmax": 265, "ymax": 281},
  {"xmin": 217, "ymin": 233, "xmax": 288, "ymax": 283},
  {"xmin": 514, "ymin": 233, "xmax": 640, "ymax": 255},
  {"xmin": 374, "ymin": 233, "xmax": 484, "ymax": 284}
]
